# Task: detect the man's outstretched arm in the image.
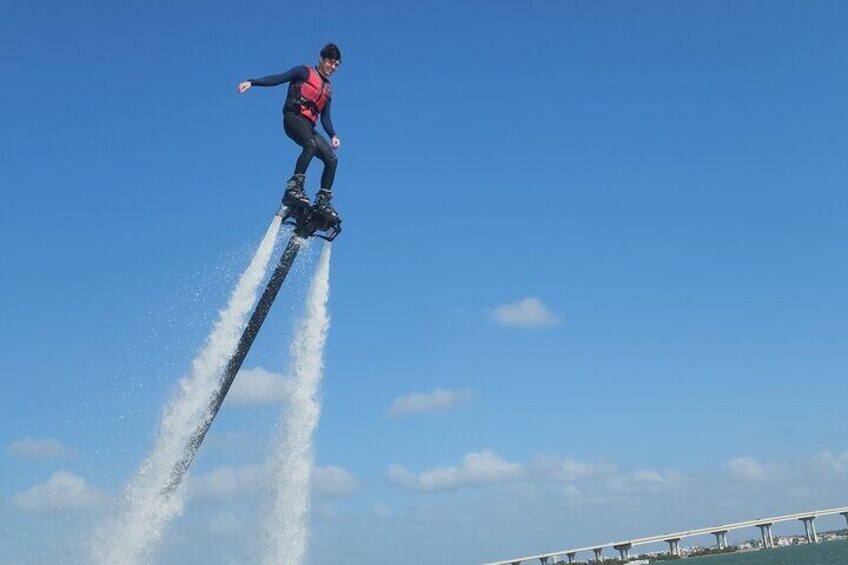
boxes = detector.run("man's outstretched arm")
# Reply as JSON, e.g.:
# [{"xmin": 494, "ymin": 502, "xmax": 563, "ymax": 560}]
[{"xmin": 238, "ymin": 65, "xmax": 309, "ymax": 93}]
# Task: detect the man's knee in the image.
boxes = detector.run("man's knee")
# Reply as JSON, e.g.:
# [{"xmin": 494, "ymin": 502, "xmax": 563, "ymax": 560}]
[
  {"xmin": 322, "ymin": 151, "xmax": 338, "ymax": 169},
  {"xmin": 301, "ymin": 139, "xmax": 317, "ymax": 157}
]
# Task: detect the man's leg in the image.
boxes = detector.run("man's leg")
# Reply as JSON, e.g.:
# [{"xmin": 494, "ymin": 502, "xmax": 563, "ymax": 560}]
[
  {"xmin": 313, "ymin": 134, "xmax": 338, "ymax": 191},
  {"xmin": 282, "ymin": 113, "xmax": 317, "ymax": 205},
  {"xmin": 312, "ymin": 134, "xmax": 339, "ymax": 219}
]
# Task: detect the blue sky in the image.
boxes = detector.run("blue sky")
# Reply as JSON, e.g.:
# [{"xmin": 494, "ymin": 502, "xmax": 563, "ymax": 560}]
[{"xmin": 2, "ymin": 1, "xmax": 847, "ymax": 563}]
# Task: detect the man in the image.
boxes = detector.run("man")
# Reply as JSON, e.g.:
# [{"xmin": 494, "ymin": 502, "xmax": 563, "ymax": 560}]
[{"xmin": 238, "ymin": 43, "xmax": 342, "ymax": 220}]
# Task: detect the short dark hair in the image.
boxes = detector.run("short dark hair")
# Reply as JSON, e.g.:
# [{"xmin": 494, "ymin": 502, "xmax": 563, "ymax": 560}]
[{"xmin": 320, "ymin": 43, "xmax": 341, "ymax": 62}]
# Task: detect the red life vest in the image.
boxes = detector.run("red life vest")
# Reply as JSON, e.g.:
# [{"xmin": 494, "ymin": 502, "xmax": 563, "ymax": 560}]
[{"xmin": 295, "ymin": 67, "xmax": 331, "ymax": 124}]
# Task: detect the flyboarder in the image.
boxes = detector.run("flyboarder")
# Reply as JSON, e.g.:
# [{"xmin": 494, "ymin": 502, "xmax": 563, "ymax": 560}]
[{"xmin": 238, "ymin": 43, "xmax": 342, "ymax": 222}]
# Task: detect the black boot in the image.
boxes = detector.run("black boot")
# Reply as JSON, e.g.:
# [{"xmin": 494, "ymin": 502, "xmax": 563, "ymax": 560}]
[
  {"xmin": 313, "ymin": 189, "xmax": 339, "ymax": 219},
  {"xmin": 283, "ymin": 174, "xmax": 309, "ymax": 207}
]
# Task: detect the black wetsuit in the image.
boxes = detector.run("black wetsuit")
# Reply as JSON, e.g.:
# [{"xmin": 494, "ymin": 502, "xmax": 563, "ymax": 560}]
[{"xmin": 249, "ymin": 66, "xmax": 337, "ymax": 190}]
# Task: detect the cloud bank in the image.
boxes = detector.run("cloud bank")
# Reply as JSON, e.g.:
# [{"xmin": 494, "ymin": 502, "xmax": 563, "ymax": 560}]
[
  {"xmin": 190, "ymin": 462, "xmax": 360, "ymax": 500},
  {"xmin": 389, "ymin": 450, "xmax": 524, "ymax": 492}
]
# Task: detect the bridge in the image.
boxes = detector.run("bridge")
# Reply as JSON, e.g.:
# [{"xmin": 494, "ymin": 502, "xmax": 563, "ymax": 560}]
[{"xmin": 481, "ymin": 505, "xmax": 848, "ymax": 565}]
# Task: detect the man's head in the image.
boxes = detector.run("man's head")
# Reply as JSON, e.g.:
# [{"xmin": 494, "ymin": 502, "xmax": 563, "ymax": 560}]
[{"xmin": 318, "ymin": 43, "xmax": 342, "ymax": 77}]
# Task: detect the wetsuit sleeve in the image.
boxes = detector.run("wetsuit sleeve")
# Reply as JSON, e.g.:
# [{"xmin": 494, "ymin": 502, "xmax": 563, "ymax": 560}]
[
  {"xmin": 320, "ymin": 97, "xmax": 336, "ymax": 138},
  {"xmin": 249, "ymin": 65, "xmax": 308, "ymax": 87}
]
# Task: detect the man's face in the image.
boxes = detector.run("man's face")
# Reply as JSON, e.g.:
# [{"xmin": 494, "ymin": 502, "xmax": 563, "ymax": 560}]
[{"xmin": 318, "ymin": 57, "xmax": 341, "ymax": 77}]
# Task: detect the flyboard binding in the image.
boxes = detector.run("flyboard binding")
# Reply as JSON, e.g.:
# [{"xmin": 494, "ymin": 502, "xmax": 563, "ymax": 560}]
[{"xmin": 276, "ymin": 197, "xmax": 341, "ymax": 241}]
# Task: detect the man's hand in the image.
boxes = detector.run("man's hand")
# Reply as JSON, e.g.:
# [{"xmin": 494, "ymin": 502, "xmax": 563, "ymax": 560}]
[
  {"xmin": 331, "ymin": 136, "xmax": 341, "ymax": 150},
  {"xmin": 238, "ymin": 81, "xmax": 252, "ymax": 94}
]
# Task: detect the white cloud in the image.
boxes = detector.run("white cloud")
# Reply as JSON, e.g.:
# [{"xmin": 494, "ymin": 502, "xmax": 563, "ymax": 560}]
[
  {"xmin": 631, "ymin": 469, "xmax": 670, "ymax": 484},
  {"xmin": 562, "ymin": 483, "xmax": 582, "ymax": 497},
  {"xmin": 813, "ymin": 450, "xmax": 848, "ymax": 475},
  {"xmin": 228, "ymin": 367, "xmax": 288, "ymax": 406},
  {"xmin": 727, "ymin": 456, "xmax": 767, "ymax": 482},
  {"xmin": 386, "ymin": 388, "xmax": 477, "ymax": 418},
  {"xmin": 191, "ymin": 462, "xmax": 360, "ymax": 500},
  {"xmin": 6, "ymin": 438, "xmax": 70, "ymax": 459},
  {"xmin": 190, "ymin": 463, "xmax": 267, "ymax": 500},
  {"xmin": 313, "ymin": 465, "xmax": 361, "ymax": 497},
  {"xmin": 607, "ymin": 469, "xmax": 685, "ymax": 494},
  {"xmin": 389, "ymin": 451, "xmax": 688, "ymax": 501},
  {"xmin": 533, "ymin": 455, "xmax": 618, "ymax": 482},
  {"xmin": 389, "ymin": 450, "xmax": 524, "ymax": 492},
  {"xmin": 491, "ymin": 297, "xmax": 558, "ymax": 328},
  {"xmin": 13, "ymin": 471, "xmax": 104, "ymax": 513}
]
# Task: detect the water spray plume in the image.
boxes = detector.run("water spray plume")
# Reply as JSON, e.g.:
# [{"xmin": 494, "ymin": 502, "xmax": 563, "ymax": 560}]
[
  {"xmin": 264, "ymin": 242, "xmax": 332, "ymax": 565},
  {"xmin": 94, "ymin": 217, "xmax": 282, "ymax": 565}
]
